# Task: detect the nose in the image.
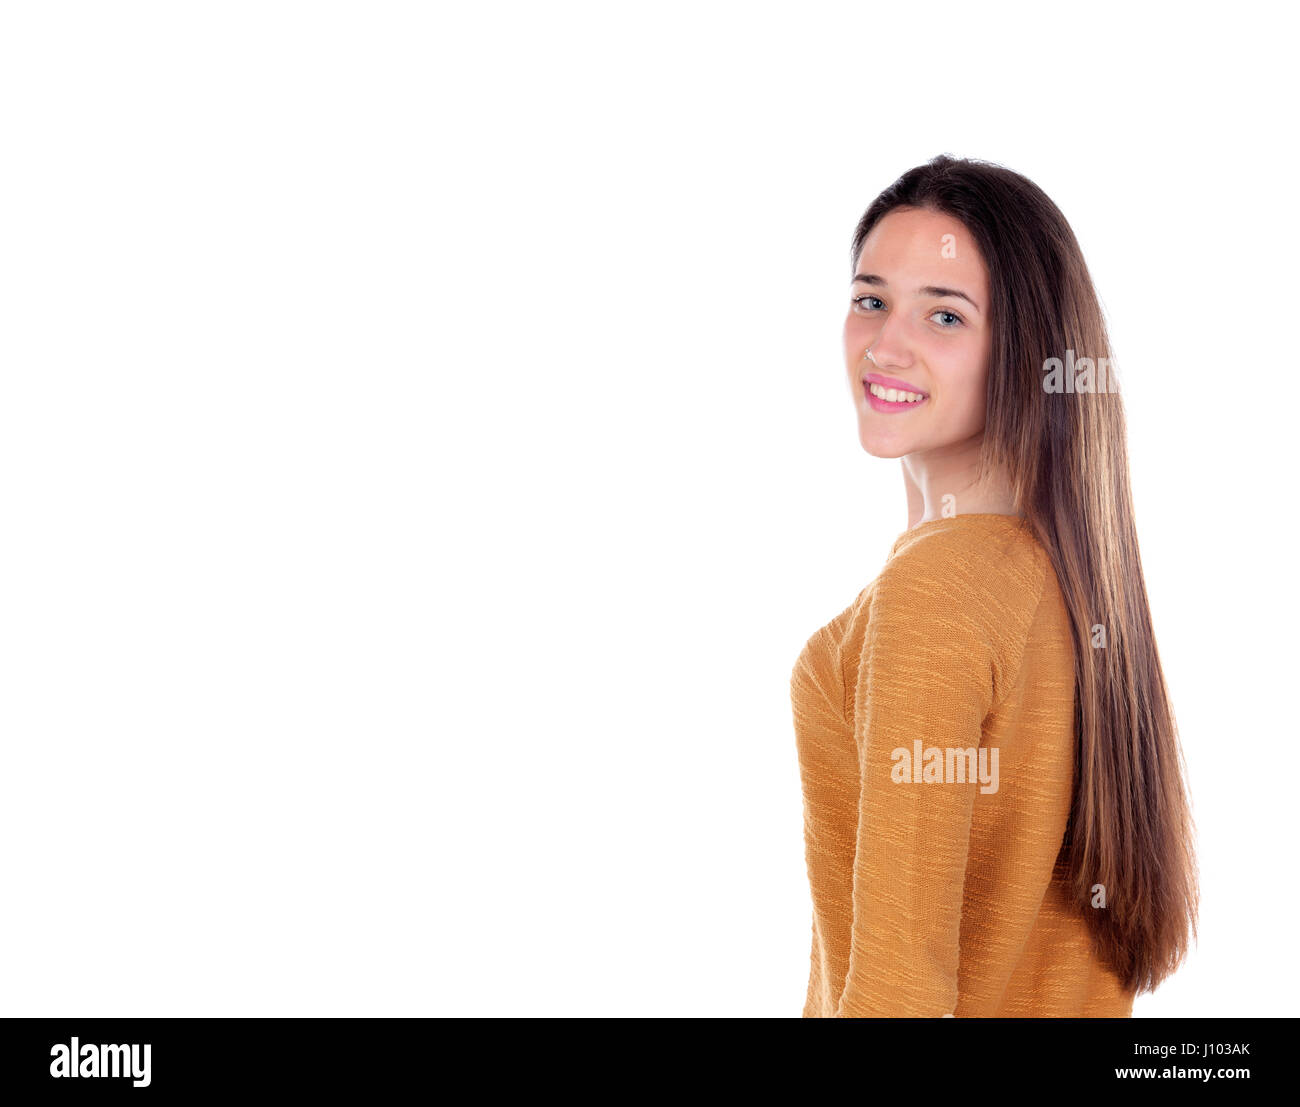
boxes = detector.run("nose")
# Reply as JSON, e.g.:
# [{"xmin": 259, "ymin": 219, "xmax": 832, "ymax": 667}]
[{"xmin": 863, "ymin": 314, "xmax": 913, "ymax": 371}]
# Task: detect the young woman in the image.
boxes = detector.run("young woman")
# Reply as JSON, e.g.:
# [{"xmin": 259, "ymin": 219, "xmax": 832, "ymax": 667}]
[{"xmin": 790, "ymin": 155, "xmax": 1198, "ymax": 1018}]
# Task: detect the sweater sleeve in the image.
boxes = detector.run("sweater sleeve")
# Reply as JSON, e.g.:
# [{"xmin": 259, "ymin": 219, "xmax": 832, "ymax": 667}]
[{"xmin": 832, "ymin": 549, "xmax": 1021, "ymax": 1018}]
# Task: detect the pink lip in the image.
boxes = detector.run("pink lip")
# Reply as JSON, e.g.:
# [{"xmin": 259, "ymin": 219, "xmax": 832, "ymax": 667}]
[
  {"xmin": 862, "ymin": 372, "xmax": 929, "ymax": 413},
  {"xmin": 863, "ymin": 372, "xmax": 928, "ymax": 397}
]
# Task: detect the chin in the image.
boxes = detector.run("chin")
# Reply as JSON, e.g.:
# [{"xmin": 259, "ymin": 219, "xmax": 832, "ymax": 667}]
[{"xmin": 857, "ymin": 426, "xmax": 911, "ymax": 459}]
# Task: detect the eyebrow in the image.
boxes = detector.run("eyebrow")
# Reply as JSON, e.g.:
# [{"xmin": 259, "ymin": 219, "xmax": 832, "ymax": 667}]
[{"xmin": 852, "ymin": 273, "xmax": 982, "ymax": 314}]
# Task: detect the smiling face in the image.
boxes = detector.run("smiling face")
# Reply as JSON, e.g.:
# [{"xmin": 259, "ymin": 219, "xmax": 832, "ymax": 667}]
[{"xmin": 844, "ymin": 206, "xmax": 993, "ymax": 459}]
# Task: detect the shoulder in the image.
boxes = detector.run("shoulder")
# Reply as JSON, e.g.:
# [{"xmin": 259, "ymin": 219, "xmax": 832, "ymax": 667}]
[
  {"xmin": 882, "ymin": 516, "xmax": 1046, "ymax": 599},
  {"xmin": 868, "ymin": 516, "xmax": 1050, "ymax": 664}
]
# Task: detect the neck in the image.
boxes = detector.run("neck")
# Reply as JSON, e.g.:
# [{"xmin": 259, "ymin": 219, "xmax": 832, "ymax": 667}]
[{"xmin": 901, "ymin": 437, "xmax": 1018, "ymax": 528}]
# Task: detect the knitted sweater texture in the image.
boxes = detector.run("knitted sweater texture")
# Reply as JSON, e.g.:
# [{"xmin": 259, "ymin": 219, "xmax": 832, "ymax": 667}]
[{"xmin": 790, "ymin": 513, "xmax": 1135, "ymax": 1017}]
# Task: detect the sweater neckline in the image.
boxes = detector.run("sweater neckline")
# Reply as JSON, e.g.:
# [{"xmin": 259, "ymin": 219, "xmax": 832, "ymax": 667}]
[{"xmin": 889, "ymin": 512, "xmax": 1027, "ymax": 554}]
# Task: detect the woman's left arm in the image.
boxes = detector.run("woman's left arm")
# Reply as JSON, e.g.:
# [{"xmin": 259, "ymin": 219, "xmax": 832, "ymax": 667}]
[{"xmin": 832, "ymin": 558, "xmax": 1009, "ymax": 1018}]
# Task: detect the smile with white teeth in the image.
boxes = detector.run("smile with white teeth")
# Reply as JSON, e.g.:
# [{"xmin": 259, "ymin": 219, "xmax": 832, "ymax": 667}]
[{"xmin": 867, "ymin": 382, "xmax": 926, "ymax": 403}]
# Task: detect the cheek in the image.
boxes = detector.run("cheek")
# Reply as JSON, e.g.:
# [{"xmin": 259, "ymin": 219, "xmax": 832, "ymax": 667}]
[
  {"xmin": 843, "ymin": 315, "xmax": 864, "ymax": 353},
  {"xmin": 935, "ymin": 344, "xmax": 989, "ymax": 424}
]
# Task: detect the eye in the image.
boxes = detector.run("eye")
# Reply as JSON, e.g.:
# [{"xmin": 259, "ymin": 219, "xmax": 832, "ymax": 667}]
[
  {"xmin": 930, "ymin": 309, "xmax": 964, "ymax": 327},
  {"xmin": 853, "ymin": 295, "xmax": 885, "ymax": 311}
]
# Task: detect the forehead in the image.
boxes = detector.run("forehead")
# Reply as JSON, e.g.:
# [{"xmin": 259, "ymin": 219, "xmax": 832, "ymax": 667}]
[{"xmin": 855, "ymin": 207, "xmax": 986, "ymax": 294}]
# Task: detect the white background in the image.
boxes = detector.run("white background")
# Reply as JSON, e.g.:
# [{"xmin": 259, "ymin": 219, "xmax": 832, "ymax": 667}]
[{"xmin": 1, "ymin": 0, "xmax": 1295, "ymax": 1017}]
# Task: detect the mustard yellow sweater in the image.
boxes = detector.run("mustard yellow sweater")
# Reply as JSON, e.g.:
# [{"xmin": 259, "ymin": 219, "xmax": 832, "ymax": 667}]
[{"xmin": 790, "ymin": 513, "xmax": 1135, "ymax": 1017}]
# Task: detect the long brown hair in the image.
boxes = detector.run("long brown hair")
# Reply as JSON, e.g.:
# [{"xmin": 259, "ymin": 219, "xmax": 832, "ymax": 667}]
[{"xmin": 849, "ymin": 154, "xmax": 1198, "ymax": 995}]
